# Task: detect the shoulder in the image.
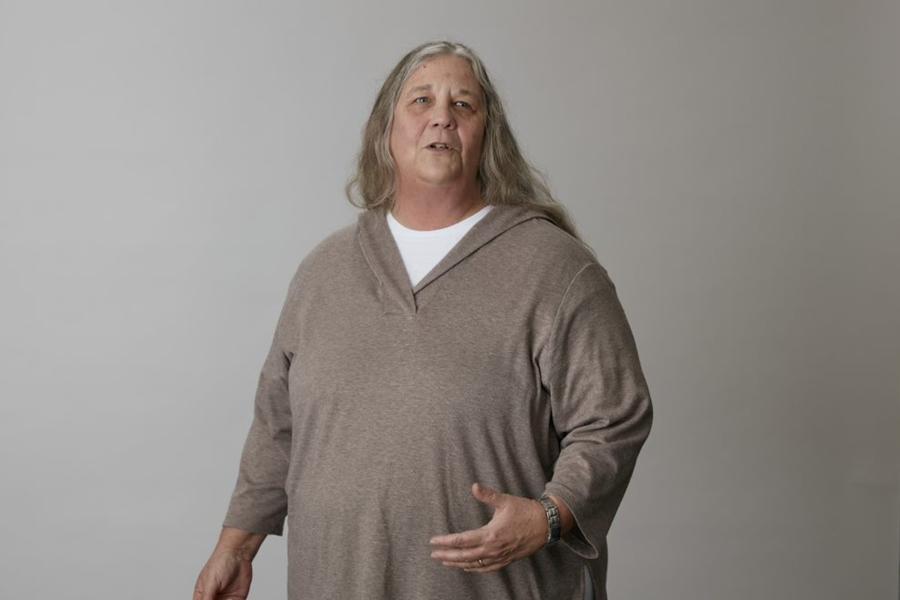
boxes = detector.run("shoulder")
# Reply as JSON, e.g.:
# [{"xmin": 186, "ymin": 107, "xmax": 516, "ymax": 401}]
[
  {"xmin": 287, "ymin": 219, "xmax": 357, "ymax": 288},
  {"xmin": 506, "ymin": 216, "xmax": 612, "ymax": 289},
  {"xmin": 305, "ymin": 221, "xmax": 356, "ymax": 265}
]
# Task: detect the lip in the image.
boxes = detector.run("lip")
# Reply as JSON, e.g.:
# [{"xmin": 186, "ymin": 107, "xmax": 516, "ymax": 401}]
[{"xmin": 424, "ymin": 142, "xmax": 457, "ymax": 151}]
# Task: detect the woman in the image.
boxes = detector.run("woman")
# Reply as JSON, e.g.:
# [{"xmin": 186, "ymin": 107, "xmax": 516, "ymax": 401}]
[{"xmin": 194, "ymin": 40, "xmax": 653, "ymax": 600}]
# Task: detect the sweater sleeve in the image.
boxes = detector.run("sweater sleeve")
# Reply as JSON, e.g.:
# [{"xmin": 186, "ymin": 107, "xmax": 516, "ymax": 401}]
[
  {"xmin": 221, "ymin": 264, "xmax": 303, "ymax": 536},
  {"xmin": 539, "ymin": 262, "xmax": 653, "ymax": 559}
]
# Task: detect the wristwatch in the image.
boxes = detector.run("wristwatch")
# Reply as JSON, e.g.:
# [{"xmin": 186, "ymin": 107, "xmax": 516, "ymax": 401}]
[{"xmin": 538, "ymin": 495, "xmax": 561, "ymax": 546}]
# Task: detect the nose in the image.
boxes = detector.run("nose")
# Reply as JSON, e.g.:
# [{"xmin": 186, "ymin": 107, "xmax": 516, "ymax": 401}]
[{"xmin": 429, "ymin": 100, "xmax": 456, "ymax": 129}]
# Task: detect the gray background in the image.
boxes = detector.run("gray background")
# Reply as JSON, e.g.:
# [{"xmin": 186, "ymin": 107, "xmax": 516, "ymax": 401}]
[{"xmin": 1, "ymin": 1, "xmax": 898, "ymax": 598}]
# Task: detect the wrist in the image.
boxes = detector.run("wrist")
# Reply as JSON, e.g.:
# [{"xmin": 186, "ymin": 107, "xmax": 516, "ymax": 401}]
[
  {"xmin": 215, "ymin": 544, "xmax": 256, "ymax": 562},
  {"xmin": 538, "ymin": 495, "xmax": 562, "ymax": 545},
  {"xmin": 545, "ymin": 494, "xmax": 575, "ymax": 535},
  {"xmin": 216, "ymin": 527, "xmax": 266, "ymax": 561}
]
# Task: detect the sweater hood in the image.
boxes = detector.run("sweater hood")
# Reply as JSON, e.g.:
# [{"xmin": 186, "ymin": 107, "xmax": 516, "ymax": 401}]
[{"xmin": 356, "ymin": 203, "xmax": 553, "ymax": 315}]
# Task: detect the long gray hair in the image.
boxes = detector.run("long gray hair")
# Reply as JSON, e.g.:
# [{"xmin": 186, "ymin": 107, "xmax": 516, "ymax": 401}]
[{"xmin": 344, "ymin": 40, "xmax": 587, "ymax": 242}]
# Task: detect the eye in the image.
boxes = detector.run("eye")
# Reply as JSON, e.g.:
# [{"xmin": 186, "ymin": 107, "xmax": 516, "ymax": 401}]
[
  {"xmin": 455, "ymin": 101, "xmax": 472, "ymax": 109},
  {"xmin": 414, "ymin": 96, "xmax": 429, "ymax": 104}
]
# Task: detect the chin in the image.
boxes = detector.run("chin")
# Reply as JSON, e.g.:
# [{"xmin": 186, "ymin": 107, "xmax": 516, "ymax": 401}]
[{"xmin": 417, "ymin": 170, "xmax": 462, "ymax": 186}]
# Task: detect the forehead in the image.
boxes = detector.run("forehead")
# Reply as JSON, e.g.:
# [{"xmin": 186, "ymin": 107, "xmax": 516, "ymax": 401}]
[{"xmin": 401, "ymin": 54, "xmax": 481, "ymax": 95}]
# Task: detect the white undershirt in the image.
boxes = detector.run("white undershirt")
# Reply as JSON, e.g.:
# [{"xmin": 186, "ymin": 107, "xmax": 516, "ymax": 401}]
[{"xmin": 386, "ymin": 204, "xmax": 493, "ymax": 288}]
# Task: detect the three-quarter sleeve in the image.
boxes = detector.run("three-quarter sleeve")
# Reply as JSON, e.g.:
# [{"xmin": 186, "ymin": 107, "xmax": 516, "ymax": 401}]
[
  {"xmin": 221, "ymin": 264, "xmax": 303, "ymax": 536},
  {"xmin": 539, "ymin": 262, "xmax": 653, "ymax": 559}
]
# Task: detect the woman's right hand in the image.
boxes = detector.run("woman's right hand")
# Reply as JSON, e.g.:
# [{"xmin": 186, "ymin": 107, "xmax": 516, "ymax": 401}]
[{"xmin": 193, "ymin": 548, "xmax": 254, "ymax": 600}]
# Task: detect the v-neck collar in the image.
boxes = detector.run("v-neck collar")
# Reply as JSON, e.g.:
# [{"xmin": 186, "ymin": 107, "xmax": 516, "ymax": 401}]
[{"xmin": 356, "ymin": 203, "xmax": 552, "ymax": 316}]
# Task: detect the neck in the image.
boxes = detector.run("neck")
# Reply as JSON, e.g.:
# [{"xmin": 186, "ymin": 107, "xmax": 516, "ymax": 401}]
[{"xmin": 390, "ymin": 179, "xmax": 485, "ymax": 231}]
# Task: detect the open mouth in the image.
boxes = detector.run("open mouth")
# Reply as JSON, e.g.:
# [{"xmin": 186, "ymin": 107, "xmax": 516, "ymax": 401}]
[{"xmin": 426, "ymin": 143, "xmax": 455, "ymax": 152}]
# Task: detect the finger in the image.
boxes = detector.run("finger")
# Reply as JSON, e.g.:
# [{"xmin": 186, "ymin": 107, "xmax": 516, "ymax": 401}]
[
  {"xmin": 462, "ymin": 564, "xmax": 505, "ymax": 573},
  {"xmin": 194, "ymin": 572, "xmax": 221, "ymax": 600},
  {"xmin": 431, "ymin": 545, "xmax": 486, "ymax": 562},
  {"xmin": 433, "ymin": 541, "xmax": 514, "ymax": 564},
  {"xmin": 455, "ymin": 558, "xmax": 510, "ymax": 573},
  {"xmin": 429, "ymin": 527, "xmax": 487, "ymax": 549},
  {"xmin": 193, "ymin": 582, "xmax": 214, "ymax": 600},
  {"xmin": 196, "ymin": 588, "xmax": 216, "ymax": 600},
  {"xmin": 471, "ymin": 482, "xmax": 504, "ymax": 508}
]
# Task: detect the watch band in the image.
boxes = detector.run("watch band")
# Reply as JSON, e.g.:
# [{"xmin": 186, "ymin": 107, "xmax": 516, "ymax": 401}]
[{"xmin": 538, "ymin": 495, "xmax": 561, "ymax": 546}]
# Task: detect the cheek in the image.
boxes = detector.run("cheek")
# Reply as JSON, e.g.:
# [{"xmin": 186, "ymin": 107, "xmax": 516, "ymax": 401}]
[
  {"xmin": 389, "ymin": 133, "xmax": 409, "ymax": 161},
  {"xmin": 464, "ymin": 130, "xmax": 485, "ymax": 159},
  {"xmin": 391, "ymin": 112, "xmax": 413, "ymax": 144},
  {"xmin": 396, "ymin": 123, "xmax": 423, "ymax": 154}
]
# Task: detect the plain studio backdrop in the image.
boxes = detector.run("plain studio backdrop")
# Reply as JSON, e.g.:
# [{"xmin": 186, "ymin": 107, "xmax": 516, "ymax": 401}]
[{"xmin": 1, "ymin": 1, "xmax": 898, "ymax": 598}]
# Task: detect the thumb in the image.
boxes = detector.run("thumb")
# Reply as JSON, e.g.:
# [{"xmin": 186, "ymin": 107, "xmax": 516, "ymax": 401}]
[
  {"xmin": 471, "ymin": 482, "xmax": 504, "ymax": 508},
  {"xmin": 194, "ymin": 575, "xmax": 217, "ymax": 600}
]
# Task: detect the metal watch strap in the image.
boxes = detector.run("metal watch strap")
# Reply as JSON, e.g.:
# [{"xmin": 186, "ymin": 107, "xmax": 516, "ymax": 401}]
[{"xmin": 538, "ymin": 495, "xmax": 561, "ymax": 546}]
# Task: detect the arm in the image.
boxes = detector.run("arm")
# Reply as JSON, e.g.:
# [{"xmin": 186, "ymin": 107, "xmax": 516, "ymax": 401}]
[
  {"xmin": 222, "ymin": 263, "xmax": 305, "ymax": 536},
  {"xmin": 196, "ymin": 265, "xmax": 305, "ymax": 599},
  {"xmin": 215, "ymin": 526, "xmax": 268, "ymax": 562},
  {"xmin": 193, "ymin": 527, "xmax": 268, "ymax": 599},
  {"xmin": 538, "ymin": 262, "xmax": 654, "ymax": 559}
]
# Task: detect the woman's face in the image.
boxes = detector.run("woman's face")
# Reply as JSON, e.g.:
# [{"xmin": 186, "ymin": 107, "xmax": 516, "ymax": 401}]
[{"xmin": 389, "ymin": 54, "xmax": 486, "ymax": 191}]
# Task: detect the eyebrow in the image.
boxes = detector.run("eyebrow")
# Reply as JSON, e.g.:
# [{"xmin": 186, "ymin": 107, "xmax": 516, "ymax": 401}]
[{"xmin": 406, "ymin": 84, "xmax": 479, "ymax": 99}]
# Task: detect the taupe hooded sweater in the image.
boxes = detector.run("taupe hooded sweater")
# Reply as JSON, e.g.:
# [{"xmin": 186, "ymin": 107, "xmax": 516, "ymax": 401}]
[{"xmin": 222, "ymin": 203, "xmax": 653, "ymax": 600}]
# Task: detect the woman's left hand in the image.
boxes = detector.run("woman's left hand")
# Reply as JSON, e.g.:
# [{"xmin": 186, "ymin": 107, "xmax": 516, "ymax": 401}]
[{"xmin": 429, "ymin": 482, "xmax": 559, "ymax": 573}]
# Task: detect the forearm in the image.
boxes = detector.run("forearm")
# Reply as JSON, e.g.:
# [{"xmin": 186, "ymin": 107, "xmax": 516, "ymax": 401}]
[{"xmin": 215, "ymin": 526, "xmax": 268, "ymax": 561}]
